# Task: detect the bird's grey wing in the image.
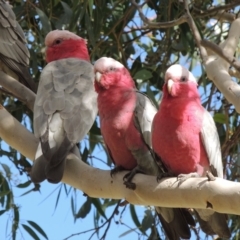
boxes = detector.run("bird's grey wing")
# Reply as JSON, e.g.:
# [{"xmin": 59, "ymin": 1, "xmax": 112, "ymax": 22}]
[
  {"xmin": 134, "ymin": 91, "xmax": 157, "ymax": 148},
  {"xmin": 198, "ymin": 110, "xmax": 230, "ymax": 239},
  {"xmin": 31, "ymin": 61, "xmax": 63, "ymax": 183},
  {"xmin": 0, "ymin": 1, "xmax": 36, "ymax": 92},
  {"xmin": 31, "ymin": 58, "xmax": 97, "ymax": 183},
  {"xmin": 58, "ymin": 58, "xmax": 98, "ymax": 143},
  {"xmin": 131, "ymin": 91, "xmax": 159, "ymax": 175},
  {"xmin": 133, "ymin": 92, "xmax": 195, "ymax": 240},
  {"xmin": 200, "ymin": 109, "xmax": 223, "ymax": 178}
]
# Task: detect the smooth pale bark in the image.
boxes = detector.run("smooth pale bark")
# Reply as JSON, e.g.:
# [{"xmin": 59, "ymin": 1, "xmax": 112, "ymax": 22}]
[
  {"xmin": 206, "ymin": 17, "xmax": 240, "ymax": 113},
  {"xmin": 0, "ymin": 105, "xmax": 38, "ymax": 158},
  {"xmin": 0, "ymin": 106, "xmax": 240, "ymax": 215},
  {"xmin": 0, "ymin": 70, "xmax": 35, "ymax": 111}
]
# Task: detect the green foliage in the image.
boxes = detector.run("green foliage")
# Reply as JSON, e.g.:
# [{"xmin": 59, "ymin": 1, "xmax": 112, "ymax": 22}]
[{"xmin": 1, "ymin": 0, "xmax": 240, "ymax": 239}]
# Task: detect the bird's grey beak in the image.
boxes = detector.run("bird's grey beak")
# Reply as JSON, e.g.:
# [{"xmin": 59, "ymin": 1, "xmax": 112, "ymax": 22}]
[
  {"xmin": 95, "ymin": 71, "xmax": 102, "ymax": 82},
  {"xmin": 167, "ymin": 79, "xmax": 174, "ymax": 94}
]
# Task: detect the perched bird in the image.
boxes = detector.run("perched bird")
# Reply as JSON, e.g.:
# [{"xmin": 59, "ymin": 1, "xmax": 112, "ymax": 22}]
[
  {"xmin": 0, "ymin": 0, "xmax": 36, "ymax": 92},
  {"xmin": 94, "ymin": 57, "xmax": 195, "ymax": 240},
  {"xmin": 30, "ymin": 30, "xmax": 98, "ymax": 183},
  {"xmin": 152, "ymin": 64, "xmax": 230, "ymax": 239}
]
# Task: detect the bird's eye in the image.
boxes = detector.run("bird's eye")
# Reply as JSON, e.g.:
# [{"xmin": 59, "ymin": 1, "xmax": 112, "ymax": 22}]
[
  {"xmin": 109, "ymin": 67, "xmax": 115, "ymax": 71},
  {"xmin": 54, "ymin": 39, "xmax": 63, "ymax": 45},
  {"xmin": 181, "ymin": 76, "xmax": 187, "ymax": 82}
]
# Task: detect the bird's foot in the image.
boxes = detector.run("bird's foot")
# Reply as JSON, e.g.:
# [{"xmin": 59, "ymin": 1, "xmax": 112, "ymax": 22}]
[
  {"xmin": 110, "ymin": 165, "xmax": 126, "ymax": 177},
  {"xmin": 177, "ymin": 172, "xmax": 200, "ymax": 185},
  {"xmin": 206, "ymin": 171, "xmax": 216, "ymax": 181},
  {"xmin": 124, "ymin": 181, "xmax": 136, "ymax": 190},
  {"xmin": 156, "ymin": 172, "xmax": 173, "ymax": 182},
  {"xmin": 123, "ymin": 167, "xmax": 145, "ymax": 190}
]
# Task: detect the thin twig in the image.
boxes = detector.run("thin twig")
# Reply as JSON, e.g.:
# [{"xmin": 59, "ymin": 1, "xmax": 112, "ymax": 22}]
[
  {"xmin": 196, "ymin": 9, "xmax": 235, "ymax": 23},
  {"xmin": 192, "ymin": 1, "xmax": 240, "ymax": 21},
  {"xmin": 131, "ymin": 0, "xmax": 238, "ymax": 31},
  {"xmin": 91, "ymin": 4, "xmax": 135, "ymax": 56},
  {"xmin": 183, "ymin": 0, "xmax": 208, "ymax": 64},
  {"xmin": 63, "ymin": 200, "xmax": 121, "ymax": 240},
  {"xmin": 222, "ymin": 125, "xmax": 240, "ymax": 159},
  {"xmin": 130, "ymin": 0, "xmax": 188, "ymax": 28}
]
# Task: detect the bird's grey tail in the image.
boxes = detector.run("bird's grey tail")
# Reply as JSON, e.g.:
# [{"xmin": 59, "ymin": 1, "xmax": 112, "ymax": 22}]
[
  {"xmin": 156, "ymin": 207, "xmax": 195, "ymax": 240},
  {"xmin": 30, "ymin": 155, "xmax": 47, "ymax": 183},
  {"xmin": 46, "ymin": 141, "xmax": 80, "ymax": 183},
  {"xmin": 30, "ymin": 140, "xmax": 79, "ymax": 184},
  {"xmin": 195, "ymin": 210, "xmax": 230, "ymax": 239}
]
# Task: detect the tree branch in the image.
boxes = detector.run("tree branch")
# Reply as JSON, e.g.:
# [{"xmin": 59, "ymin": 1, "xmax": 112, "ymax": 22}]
[
  {"xmin": 205, "ymin": 17, "xmax": 240, "ymax": 113},
  {"xmin": 222, "ymin": 124, "xmax": 240, "ymax": 159},
  {"xmin": 198, "ymin": 10, "xmax": 235, "ymax": 22},
  {"xmin": 1, "ymin": 105, "xmax": 240, "ymax": 215},
  {"xmin": 130, "ymin": 0, "xmax": 188, "ymax": 28},
  {"xmin": 0, "ymin": 71, "xmax": 36, "ymax": 111},
  {"xmin": 0, "ymin": 105, "xmax": 38, "ymax": 158},
  {"xmin": 192, "ymin": 1, "xmax": 240, "ymax": 22},
  {"xmin": 201, "ymin": 39, "xmax": 240, "ymax": 72},
  {"xmin": 184, "ymin": 0, "xmax": 208, "ymax": 64},
  {"xmin": 131, "ymin": 0, "xmax": 238, "ymax": 32}
]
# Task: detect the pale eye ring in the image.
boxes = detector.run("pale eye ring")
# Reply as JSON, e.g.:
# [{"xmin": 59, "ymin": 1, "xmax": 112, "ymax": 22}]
[
  {"xmin": 181, "ymin": 76, "xmax": 186, "ymax": 82},
  {"xmin": 54, "ymin": 39, "xmax": 63, "ymax": 45}
]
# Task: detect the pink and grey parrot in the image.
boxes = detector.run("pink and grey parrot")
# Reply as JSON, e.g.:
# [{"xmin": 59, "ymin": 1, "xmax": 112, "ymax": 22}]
[
  {"xmin": 152, "ymin": 64, "xmax": 230, "ymax": 238},
  {"xmin": 30, "ymin": 30, "xmax": 98, "ymax": 183},
  {"xmin": 94, "ymin": 57, "xmax": 195, "ymax": 240},
  {"xmin": 0, "ymin": 0, "xmax": 36, "ymax": 92}
]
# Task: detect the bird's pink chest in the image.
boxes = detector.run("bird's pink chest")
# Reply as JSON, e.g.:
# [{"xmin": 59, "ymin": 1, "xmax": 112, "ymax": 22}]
[
  {"xmin": 153, "ymin": 100, "xmax": 209, "ymax": 176},
  {"xmin": 101, "ymin": 110, "xmax": 133, "ymax": 145},
  {"xmin": 98, "ymin": 91, "xmax": 140, "ymax": 169}
]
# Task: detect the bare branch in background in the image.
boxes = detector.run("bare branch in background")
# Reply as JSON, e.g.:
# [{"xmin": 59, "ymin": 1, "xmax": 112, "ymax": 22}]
[
  {"xmin": 183, "ymin": 0, "xmax": 208, "ymax": 64},
  {"xmin": 192, "ymin": 1, "xmax": 240, "ymax": 21},
  {"xmin": 0, "ymin": 71, "xmax": 36, "ymax": 111},
  {"xmin": 130, "ymin": 0, "xmax": 188, "ymax": 28},
  {"xmin": 197, "ymin": 10, "xmax": 235, "ymax": 23},
  {"xmin": 131, "ymin": 0, "xmax": 238, "ymax": 32},
  {"xmin": 222, "ymin": 124, "xmax": 240, "ymax": 159}
]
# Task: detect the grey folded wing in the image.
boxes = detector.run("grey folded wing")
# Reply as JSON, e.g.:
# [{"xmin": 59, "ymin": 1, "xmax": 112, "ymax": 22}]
[
  {"xmin": 134, "ymin": 91, "xmax": 157, "ymax": 148},
  {"xmin": 131, "ymin": 91, "xmax": 160, "ymax": 175},
  {"xmin": 200, "ymin": 109, "xmax": 223, "ymax": 178},
  {"xmin": 134, "ymin": 92, "xmax": 195, "ymax": 238},
  {"xmin": 31, "ymin": 58, "xmax": 98, "ymax": 183}
]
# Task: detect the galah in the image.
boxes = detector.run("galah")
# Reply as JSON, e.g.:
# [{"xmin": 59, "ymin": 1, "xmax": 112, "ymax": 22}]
[
  {"xmin": 30, "ymin": 30, "xmax": 98, "ymax": 183},
  {"xmin": 0, "ymin": 0, "xmax": 36, "ymax": 92},
  {"xmin": 152, "ymin": 64, "xmax": 230, "ymax": 238},
  {"xmin": 94, "ymin": 57, "xmax": 195, "ymax": 240}
]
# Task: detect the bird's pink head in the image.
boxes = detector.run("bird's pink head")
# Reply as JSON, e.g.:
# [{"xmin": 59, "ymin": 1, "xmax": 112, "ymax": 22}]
[
  {"xmin": 94, "ymin": 57, "xmax": 135, "ymax": 92},
  {"xmin": 164, "ymin": 64, "xmax": 198, "ymax": 98},
  {"xmin": 45, "ymin": 30, "xmax": 90, "ymax": 63}
]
